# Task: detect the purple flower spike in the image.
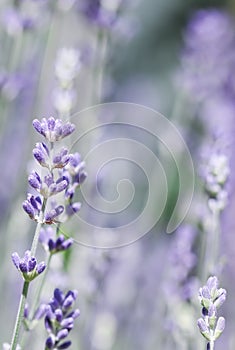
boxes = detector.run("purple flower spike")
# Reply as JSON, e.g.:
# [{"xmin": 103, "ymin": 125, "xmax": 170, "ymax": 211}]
[
  {"xmin": 197, "ymin": 276, "xmax": 226, "ymax": 344},
  {"xmin": 12, "ymin": 250, "xmax": 46, "ymax": 282},
  {"xmin": 32, "ymin": 117, "xmax": 75, "ymax": 142},
  {"xmin": 44, "ymin": 288, "xmax": 79, "ymax": 349}
]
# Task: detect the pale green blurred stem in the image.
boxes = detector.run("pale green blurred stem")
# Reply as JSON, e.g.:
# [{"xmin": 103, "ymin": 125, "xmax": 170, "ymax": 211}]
[
  {"xmin": 10, "ymin": 281, "xmax": 29, "ymax": 350},
  {"xmin": 91, "ymin": 28, "xmax": 108, "ymax": 105},
  {"xmin": 203, "ymin": 207, "xmax": 221, "ymax": 282}
]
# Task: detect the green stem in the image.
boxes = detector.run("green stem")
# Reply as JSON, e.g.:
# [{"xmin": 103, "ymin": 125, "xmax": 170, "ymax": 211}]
[
  {"xmin": 209, "ymin": 340, "xmax": 215, "ymax": 350},
  {"xmin": 91, "ymin": 28, "xmax": 108, "ymax": 105},
  {"xmin": 203, "ymin": 207, "xmax": 221, "ymax": 281},
  {"xmin": 10, "ymin": 281, "xmax": 29, "ymax": 350},
  {"xmin": 30, "ymin": 198, "xmax": 47, "ymax": 256}
]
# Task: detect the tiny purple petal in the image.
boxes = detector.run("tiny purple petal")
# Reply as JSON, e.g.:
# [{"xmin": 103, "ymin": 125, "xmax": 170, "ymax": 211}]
[
  {"xmin": 37, "ymin": 262, "xmax": 46, "ymax": 274},
  {"xmin": 47, "ymin": 117, "xmax": 56, "ymax": 130},
  {"xmin": 54, "ymin": 288, "xmax": 64, "ymax": 305},
  {"xmin": 22, "ymin": 200, "xmax": 34, "ymax": 217},
  {"xmin": 19, "ymin": 262, "xmax": 28, "ymax": 273},
  {"xmin": 46, "ymin": 335, "xmax": 55, "ymax": 349},
  {"xmin": 28, "ymin": 257, "xmax": 37, "ymax": 272},
  {"xmin": 55, "ymin": 308, "xmax": 63, "ymax": 323},
  {"xmin": 57, "ymin": 341, "xmax": 72, "ymax": 350},
  {"xmin": 45, "ymin": 316, "xmax": 53, "ymax": 333},
  {"xmin": 60, "ymin": 317, "xmax": 74, "ymax": 329},
  {"xmin": 32, "ymin": 119, "xmax": 42, "ymax": 134},
  {"xmin": 57, "ymin": 328, "xmax": 69, "ymax": 340},
  {"xmin": 63, "ymin": 295, "xmax": 74, "ymax": 310},
  {"xmin": 34, "ymin": 304, "xmax": 50, "ymax": 320},
  {"xmin": 61, "ymin": 238, "xmax": 73, "ymax": 250}
]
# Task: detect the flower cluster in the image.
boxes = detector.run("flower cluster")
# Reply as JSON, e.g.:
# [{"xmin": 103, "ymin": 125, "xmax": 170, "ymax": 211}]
[
  {"xmin": 203, "ymin": 150, "xmax": 230, "ymax": 212},
  {"xmin": 22, "ymin": 117, "xmax": 85, "ymax": 224},
  {"xmin": 197, "ymin": 276, "xmax": 226, "ymax": 346},
  {"xmin": 32, "ymin": 117, "xmax": 75, "ymax": 142},
  {"xmin": 40, "ymin": 227, "xmax": 73, "ymax": 254},
  {"xmin": 11, "ymin": 250, "xmax": 46, "ymax": 282},
  {"xmin": 44, "ymin": 288, "xmax": 80, "ymax": 349}
]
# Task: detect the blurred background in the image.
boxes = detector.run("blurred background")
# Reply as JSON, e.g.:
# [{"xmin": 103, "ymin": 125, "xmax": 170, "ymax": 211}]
[{"xmin": 0, "ymin": 0, "xmax": 235, "ymax": 349}]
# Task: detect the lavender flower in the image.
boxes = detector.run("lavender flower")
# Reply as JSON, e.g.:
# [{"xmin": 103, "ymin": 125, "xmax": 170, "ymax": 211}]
[
  {"xmin": 22, "ymin": 194, "xmax": 42, "ymax": 221},
  {"xmin": 197, "ymin": 276, "xmax": 226, "ymax": 347},
  {"xmin": 202, "ymin": 150, "xmax": 230, "ymax": 212},
  {"xmin": 44, "ymin": 288, "xmax": 80, "ymax": 350},
  {"xmin": 32, "ymin": 117, "xmax": 75, "ymax": 142},
  {"xmin": 33, "ymin": 142, "xmax": 50, "ymax": 168},
  {"xmin": 39, "ymin": 227, "xmax": 73, "ymax": 254},
  {"xmin": 12, "ymin": 250, "xmax": 46, "ymax": 282},
  {"xmin": 28, "ymin": 171, "xmax": 69, "ymax": 198}
]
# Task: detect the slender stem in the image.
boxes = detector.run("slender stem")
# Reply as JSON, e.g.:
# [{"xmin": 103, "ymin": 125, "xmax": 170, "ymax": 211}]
[
  {"xmin": 203, "ymin": 207, "xmax": 221, "ymax": 281},
  {"xmin": 209, "ymin": 340, "xmax": 215, "ymax": 350},
  {"xmin": 10, "ymin": 281, "xmax": 29, "ymax": 350},
  {"xmin": 30, "ymin": 198, "xmax": 47, "ymax": 256},
  {"xmin": 91, "ymin": 28, "xmax": 108, "ymax": 105}
]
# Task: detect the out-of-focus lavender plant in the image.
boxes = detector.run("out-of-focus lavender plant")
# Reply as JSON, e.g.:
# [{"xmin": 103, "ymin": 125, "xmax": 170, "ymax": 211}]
[
  {"xmin": 78, "ymin": 0, "xmax": 124, "ymax": 29},
  {"xmin": 180, "ymin": 9, "xmax": 235, "ymax": 105},
  {"xmin": 197, "ymin": 276, "xmax": 226, "ymax": 350},
  {"xmin": 162, "ymin": 225, "xmax": 199, "ymax": 348},
  {"xmin": 53, "ymin": 48, "xmax": 81, "ymax": 118},
  {"xmin": 6, "ymin": 117, "xmax": 86, "ymax": 350},
  {"xmin": 199, "ymin": 144, "xmax": 230, "ymax": 281}
]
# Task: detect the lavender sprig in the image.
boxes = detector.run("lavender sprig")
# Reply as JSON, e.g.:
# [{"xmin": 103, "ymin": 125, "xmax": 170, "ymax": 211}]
[
  {"xmin": 9, "ymin": 117, "xmax": 80, "ymax": 349},
  {"xmin": 197, "ymin": 276, "xmax": 226, "ymax": 349},
  {"xmin": 44, "ymin": 288, "xmax": 80, "ymax": 350}
]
